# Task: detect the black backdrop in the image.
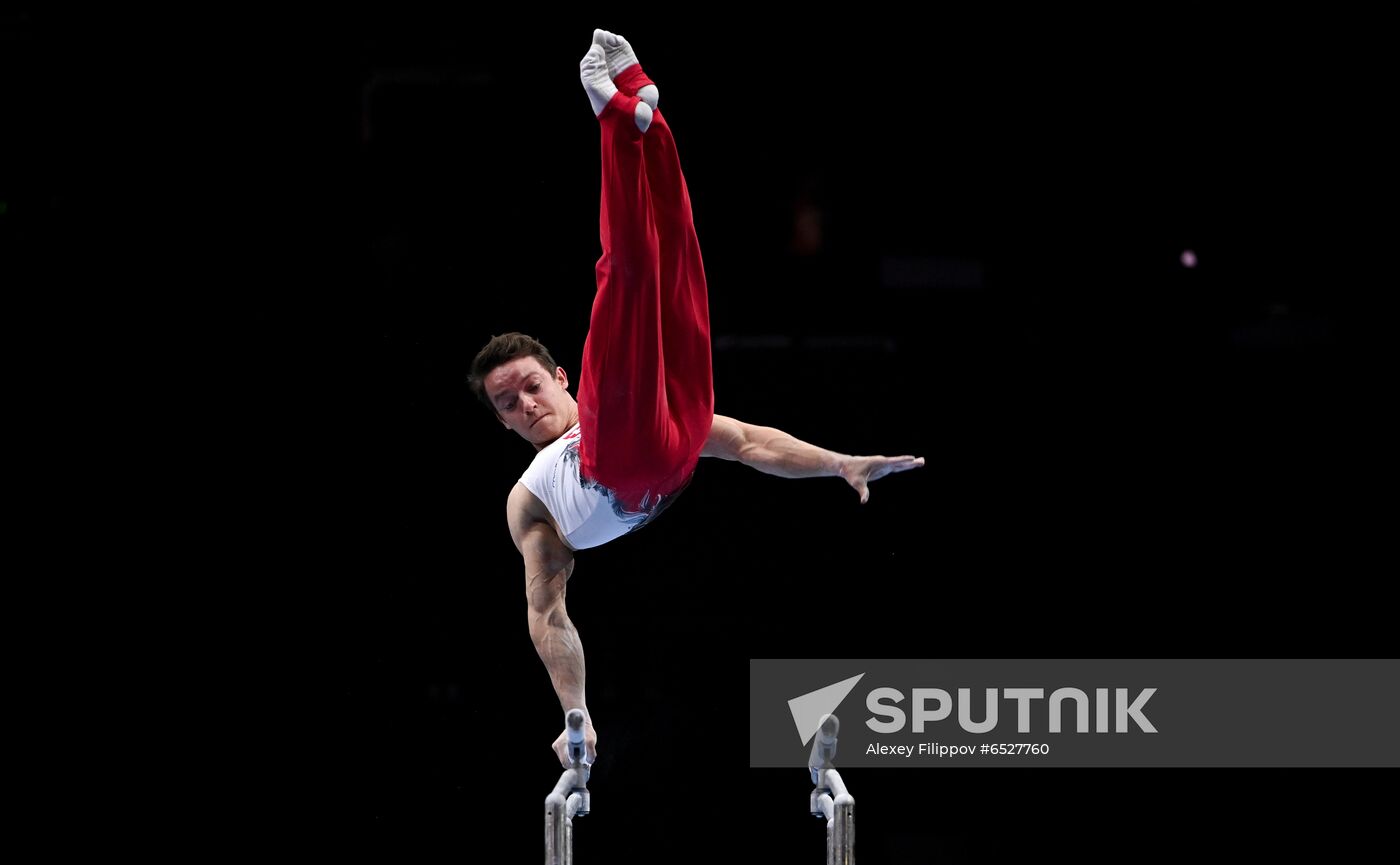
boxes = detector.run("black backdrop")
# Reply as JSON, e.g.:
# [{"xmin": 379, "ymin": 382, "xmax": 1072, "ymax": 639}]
[
  {"xmin": 322, "ymin": 16, "xmax": 1387, "ymax": 863},
  {"xmin": 7, "ymin": 8, "xmax": 1388, "ymax": 862}
]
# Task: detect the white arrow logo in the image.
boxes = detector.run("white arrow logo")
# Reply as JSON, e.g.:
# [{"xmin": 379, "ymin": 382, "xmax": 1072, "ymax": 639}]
[{"xmin": 787, "ymin": 673, "xmax": 865, "ymax": 744}]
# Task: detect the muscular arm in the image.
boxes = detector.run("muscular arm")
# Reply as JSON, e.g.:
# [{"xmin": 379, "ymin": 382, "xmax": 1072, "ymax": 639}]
[
  {"xmin": 508, "ymin": 484, "xmax": 596, "ymax": 765},
  {"xmin": 700, "ymin": 413, "xmax": 924, "ymax": 503}
]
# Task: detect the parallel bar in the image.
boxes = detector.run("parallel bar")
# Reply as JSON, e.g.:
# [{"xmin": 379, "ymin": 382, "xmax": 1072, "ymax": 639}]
[
  {"xmin": 825, "ymin": 769, "xmax": 848, "ymax": 799},
  {"xmin": 546, "ymin": 708, "xmax": 592, "ymax": 865},
  {"xmin": 829, "ymin": 775, "xmax": 854, "ymax": 865},
  {"xmin": 809, "ymin": 714, "xmax": 854, "ymax": 864},
  {"xmin": 545, "ymin": 770, "xmax": 572, "ymax": 865}
]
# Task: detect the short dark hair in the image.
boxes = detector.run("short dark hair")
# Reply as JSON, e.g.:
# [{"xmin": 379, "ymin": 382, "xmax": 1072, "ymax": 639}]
[{"xmin": 467, "ymin": 332, "xmax": 559, "ymax": 413}]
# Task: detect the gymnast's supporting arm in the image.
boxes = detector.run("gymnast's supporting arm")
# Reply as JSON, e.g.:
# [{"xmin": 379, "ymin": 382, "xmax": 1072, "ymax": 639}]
[
  {"xmin": 700, "ymin": 413, "xmax": 925, "ymax": 503},
  {"xmin": 508, "ymin": 485, "xmax": 597, "ymax": 768}
]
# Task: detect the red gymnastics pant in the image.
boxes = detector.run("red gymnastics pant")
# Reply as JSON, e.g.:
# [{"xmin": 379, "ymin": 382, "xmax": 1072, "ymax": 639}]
[{"xmin": 577, "ymin": 65, "xmax": 714, "ymax": 514}]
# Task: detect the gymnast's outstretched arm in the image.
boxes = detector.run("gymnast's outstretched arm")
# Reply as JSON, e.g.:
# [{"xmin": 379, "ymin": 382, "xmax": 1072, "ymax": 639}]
[
  {"xmin": 508, "ymin": 484, "xmax": 597, "ymax": 768},
  {"xmin": 700, "ymin": 414, "xmax": 925, "ymax": 504}
]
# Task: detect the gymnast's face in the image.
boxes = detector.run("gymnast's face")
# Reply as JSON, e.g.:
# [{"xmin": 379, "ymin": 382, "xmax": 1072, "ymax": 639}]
[{"xmin": 485, "ymin": 356, "xmax": 578, "ymax": 450}]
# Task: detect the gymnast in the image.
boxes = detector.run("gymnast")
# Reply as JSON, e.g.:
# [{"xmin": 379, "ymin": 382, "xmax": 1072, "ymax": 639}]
[{"xmin": 466, "ymin": 29, "xmax": 924, "ymax": 772}]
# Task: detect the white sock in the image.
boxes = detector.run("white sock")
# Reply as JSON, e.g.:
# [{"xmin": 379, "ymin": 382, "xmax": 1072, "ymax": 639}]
[
  {"xmin": 592, "ymin": 29, "xmax": 638, "ymax": 78},
  {"xmin": 579, "ymin": 44, "xmax": 617, "ymax": 116},
  {"xmin": 593, "ymin": 29, "xmax": 659, "ymax": 110}
]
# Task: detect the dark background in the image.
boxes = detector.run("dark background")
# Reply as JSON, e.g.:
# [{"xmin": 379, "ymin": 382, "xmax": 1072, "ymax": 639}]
[{"xmin": 6, "ymin": 9, "xmax": 1389, "ymax": 863}]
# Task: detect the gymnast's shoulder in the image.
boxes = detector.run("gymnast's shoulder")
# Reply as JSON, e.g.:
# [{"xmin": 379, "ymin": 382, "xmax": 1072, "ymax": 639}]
[{"xmin": 506, "ymin": 482, "xmax": 569, "ymax": 553}]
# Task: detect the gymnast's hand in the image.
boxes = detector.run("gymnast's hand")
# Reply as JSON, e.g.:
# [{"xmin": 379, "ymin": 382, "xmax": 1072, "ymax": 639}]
[
  {"xmin": 553, "ymin": 717, "xmax": 598, "ymax": 769},
  {"xmin": 840, "ymin": 455, "xmax": 926, "ymax": 504}
]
